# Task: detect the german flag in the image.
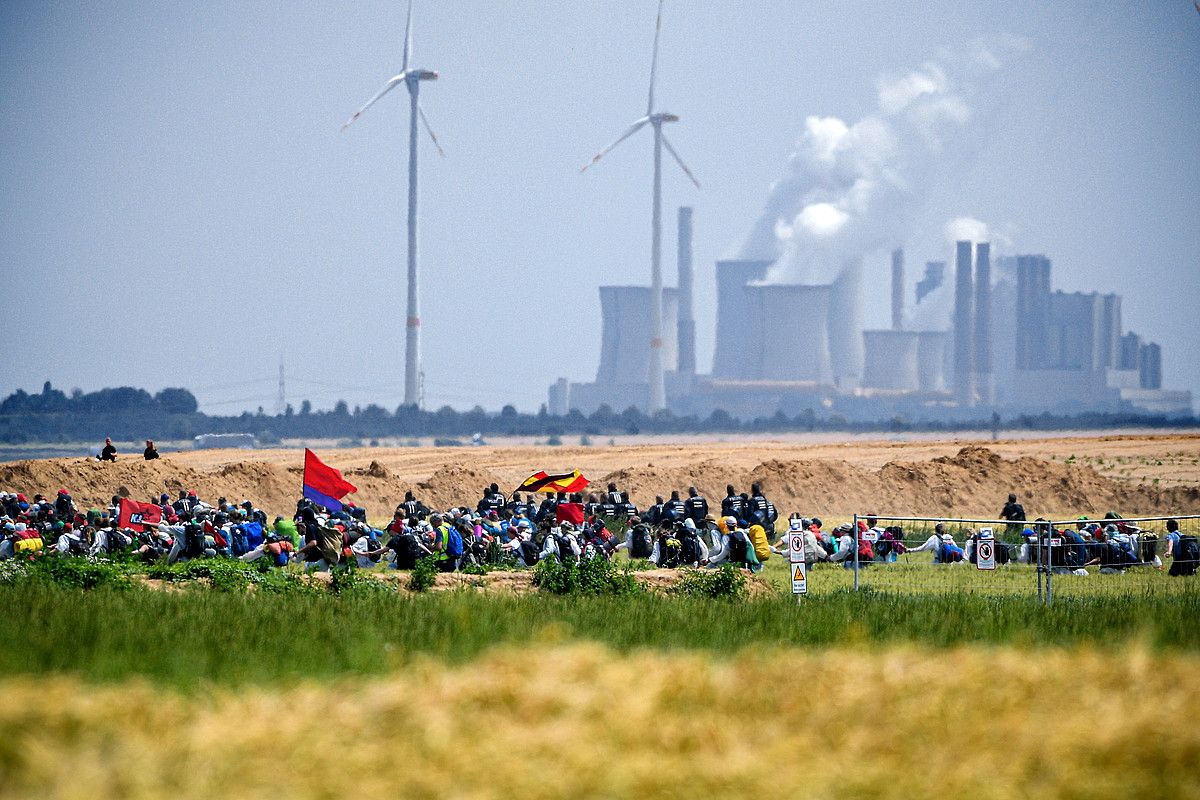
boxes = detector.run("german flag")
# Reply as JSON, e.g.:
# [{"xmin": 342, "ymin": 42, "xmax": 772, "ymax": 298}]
[{"xmin": 516, "ymin": 469, "xmax": 590, "ymax": 495}]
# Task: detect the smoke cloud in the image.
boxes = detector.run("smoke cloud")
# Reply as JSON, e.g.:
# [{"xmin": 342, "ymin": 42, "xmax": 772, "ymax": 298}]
[{"xmin": 739, "ymin": 38, "xmax": 1026, "ymax": 286}]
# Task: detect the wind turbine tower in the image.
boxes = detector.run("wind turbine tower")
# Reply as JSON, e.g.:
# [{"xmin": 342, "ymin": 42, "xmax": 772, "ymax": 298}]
[
  {"xmin": 343, "ymin": 0, "xmax": 443, "ymax": 408},
  {"xmin": 582, "ymin": 0, "xmax": 699, "ymax": 413}
]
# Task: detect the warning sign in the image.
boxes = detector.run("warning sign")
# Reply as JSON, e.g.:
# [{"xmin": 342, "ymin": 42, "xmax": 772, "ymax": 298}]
[
  {"xmin": 976, "ymin": 540, "xmax": 996, "ymax": 571},
  {"xmin": 788, "ymin": 532, "xmax": 805, "ymax": 563},
  {"xmin": 791, "ymin": 561, "xmax": 807, "ymax": 595}
]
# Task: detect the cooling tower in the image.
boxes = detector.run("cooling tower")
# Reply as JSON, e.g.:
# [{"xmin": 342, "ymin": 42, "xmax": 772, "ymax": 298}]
[
  {"xmin": 828, "ymin": 258, "xmax": 864, "ymax": 388},
  {"xmin": 676, "ymin": 207, "xmax": 696, "ymax": 377},
  {"xmin": 953, "ymin": 241, "xmax": 975, "ymax": 406},
  {"xmin": 862, "ymin": 330, "xmax": 920, "ymax": 391},
  {"xmin": 917, "ymin": 331, "xmax": 948, "ymax": 392},
  {"xmin": 973, "ymin": 242, "xmax": 993, "ymax": 405},
  {"xmin": 596, "ymin": 286, "xmax": 679, "ymax": 387},
  {"xmin": 891, "ymin": 249, "xmax": 904, "ymax": 331},
  {"xmin": 712, "ymin": 259, "xmax": 773, "ymax": 379},
  {"xmin": 745, "ymin": 285, "xmax": 832, "ymax": 383}
]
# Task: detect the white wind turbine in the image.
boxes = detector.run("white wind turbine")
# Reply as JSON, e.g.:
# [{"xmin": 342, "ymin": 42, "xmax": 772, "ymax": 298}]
[
  {"xmin": 581, "ymin": 0, "xmax": 699, "ymax": 413},
  {"xmin": 342, "ymin": 0, "xmax": 443, "ymax": 409}
]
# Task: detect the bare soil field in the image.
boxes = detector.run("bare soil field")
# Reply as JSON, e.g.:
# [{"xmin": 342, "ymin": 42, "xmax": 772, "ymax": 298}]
[{"xmin": 3, "ymin": 433, "xmax": 1199, "ymax": 521}]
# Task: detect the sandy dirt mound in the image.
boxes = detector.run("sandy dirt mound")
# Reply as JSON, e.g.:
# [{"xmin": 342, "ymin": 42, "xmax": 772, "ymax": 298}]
[{"xmin": 2, "ymin": 443, "xmax": 1197, "ymax": 523}]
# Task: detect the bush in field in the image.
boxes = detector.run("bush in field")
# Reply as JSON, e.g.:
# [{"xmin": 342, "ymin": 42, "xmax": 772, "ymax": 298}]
[
  {"xmin": 407, "ymin": 556, "xmax": 438, "ymax": 593},
  {"xmin": 670, "ymin": 565, "xmax": 747, "ymax": 599},
  {"xmin": 27, "ymin": 555, "xmax": 134, "ymax": 591},
  {"xmin": 533, "ymin": 556, "xmax": 642, "ymax": 596},
  {"xmin": 330, "ymin": 565, "xmax": 393, "ymax": 596}
]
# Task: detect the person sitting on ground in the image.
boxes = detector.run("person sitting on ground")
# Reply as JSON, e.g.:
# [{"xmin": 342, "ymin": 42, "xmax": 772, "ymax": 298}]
[
  {"xmin": 652, "ymin": 520, "xmax": 683, "ymax": 568},
  {"xmin": 143, "ymin": 440, "xmax": 160, "ymax": 460},
  {"xmin": 827, "ymin": 524, "xmax": 856, "ymax": 567},
  {"xmin": 99, "ymin": 438, "xmax": 117, "ymax": 462},
  {"xmin": 350, "ymin": 528, "xmax": 388, "ymax": 568},
  {"xmin": 706, "ymin": 516, "xmax": 759, "ymax": 571},
  {"xmin": 295, "ymin": 520, "xmax": 344, "ymax": 572},
  {"xmin": 614, "ymin": 516, "xmax": 655, "ymax": 560},
  {"xmin": 905, "ymin": 523, "xmax": 961, "ymax": 563}
]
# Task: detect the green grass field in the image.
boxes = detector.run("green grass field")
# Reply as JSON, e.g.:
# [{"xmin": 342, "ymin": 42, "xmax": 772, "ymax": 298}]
[{"xmin": 2, "ymin": 554, "xmax": 1197, "ymax": 799}]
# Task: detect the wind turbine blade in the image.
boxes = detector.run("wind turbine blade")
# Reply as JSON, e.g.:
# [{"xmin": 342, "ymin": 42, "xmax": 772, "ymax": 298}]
[
  {"xmin": 402, "ymin": 0, "xmax": 414, "ymax": 71},
  {"xmin": 341, "ymin": 74, "xmax": 406, "ymax": 130},
  {"xmin": 647, "ymin": 0, "xmax": 664, "ymax": 115},
  {"xmin": 418, "ymin": 103, "xmax": 445, "ymax": 157},
  {"xmin": 580, "ymin": 117, "xmax": 650, "ymax": 172},
  {"xmin": 662, "ymin": 133, "xmax": 700, "ymax": 189}
]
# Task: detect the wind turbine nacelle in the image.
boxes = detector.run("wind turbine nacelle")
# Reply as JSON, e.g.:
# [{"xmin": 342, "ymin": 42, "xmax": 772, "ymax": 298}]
[
  {"xmin": 652, "ymin": 112, "xmax": 680, "ymax": 124},
  {"xmin": 409, "ymin": 69, "xmax": 439, "ymax": 82}
]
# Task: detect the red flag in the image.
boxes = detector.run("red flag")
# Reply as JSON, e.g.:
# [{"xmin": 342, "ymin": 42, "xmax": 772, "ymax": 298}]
[
  {"xmin": 118, "ymin": 498, "xmax": 163, "ymax": 531},
  {"xmin": 303, "ymin": 449, "xmax": 358, "ymax": 512},
  {"xmin": 555, "ymin": 502, "xmax": 585, "ymax": 526}
]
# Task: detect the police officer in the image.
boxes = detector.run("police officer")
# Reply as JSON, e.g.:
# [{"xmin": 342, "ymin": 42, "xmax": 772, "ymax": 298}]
[{"xmin": 683, "ymin": 486, "xmax": 708, "ymax": 525}]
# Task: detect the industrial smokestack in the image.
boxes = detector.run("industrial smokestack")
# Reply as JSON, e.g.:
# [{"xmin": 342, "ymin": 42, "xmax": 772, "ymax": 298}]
[
  {"xmin": 973, "ymin": 242, "xmax": 993, "ymax": 405},
  {"xmin": 891, "ymin": 249, "xmax": 904, "ymax": 331},
  {"xmin": 953, "ymin": 240, "xmax": 975, "ymax": 406},
  {"xmin": 676, "ymin": 206, "xmax": 696, "ymax": 378}
]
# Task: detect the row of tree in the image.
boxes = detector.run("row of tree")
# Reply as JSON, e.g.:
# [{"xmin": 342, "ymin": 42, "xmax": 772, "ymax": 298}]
[{"xmin": 0, "ymin": 382, "xmax": 1194, "ymax": 444}]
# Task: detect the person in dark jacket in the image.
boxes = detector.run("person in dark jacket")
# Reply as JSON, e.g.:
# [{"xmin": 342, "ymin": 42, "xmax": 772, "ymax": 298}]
[
  {"xmin": 662, "ymin": 490, "xmax": 686, "ymax": 523},
  {"xmin": 143, "ymin": 440, "xmax": 160, "ymax": 460},
  {"xmin": 99, "ymin": 438, "xmax": 117, "ymax": 462},
  {"xmin": 684, "ymin": 486, "xmax": 708, "ymax": 524},
  {"xmin": 721, "ymin": 485, "xmax": 744, "ymax": 522}
]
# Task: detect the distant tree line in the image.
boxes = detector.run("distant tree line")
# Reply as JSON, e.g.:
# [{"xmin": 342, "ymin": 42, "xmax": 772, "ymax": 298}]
[{"xmin": 0, "ymin": 381, "xmax": 1195, "ymax": 445}]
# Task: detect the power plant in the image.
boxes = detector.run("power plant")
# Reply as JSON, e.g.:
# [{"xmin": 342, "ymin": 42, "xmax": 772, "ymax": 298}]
[{"xmin": 553, "ymin": 208, "xmax": 1192, "ymax": 421}]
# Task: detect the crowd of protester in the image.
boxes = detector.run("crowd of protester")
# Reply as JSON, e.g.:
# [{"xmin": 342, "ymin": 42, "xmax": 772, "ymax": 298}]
[{"xmin": 1, "ymin": 481, "xmax": 1197, "ymax": 579}]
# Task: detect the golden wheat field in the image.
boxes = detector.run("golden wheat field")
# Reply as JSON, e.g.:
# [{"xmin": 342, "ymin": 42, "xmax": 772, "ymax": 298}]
[{"xmin": 1, "ymin": 643, "xmax": 1196, "ymax": 800}]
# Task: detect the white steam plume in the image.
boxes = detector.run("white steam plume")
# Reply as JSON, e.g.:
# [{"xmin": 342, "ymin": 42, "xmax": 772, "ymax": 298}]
[{"xmin": 738, "ymin": 37, "xmax": 1026, "ymax": 285}]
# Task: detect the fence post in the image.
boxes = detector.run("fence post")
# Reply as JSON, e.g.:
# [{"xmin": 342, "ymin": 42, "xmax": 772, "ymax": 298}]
[
  {"xmin": 1036, "ymin": 525, "xmax": 1043, "ymax": 604},
  {"xmin": 1046, "ymin": 522, "xmax": 1054, "ymax": 605}
]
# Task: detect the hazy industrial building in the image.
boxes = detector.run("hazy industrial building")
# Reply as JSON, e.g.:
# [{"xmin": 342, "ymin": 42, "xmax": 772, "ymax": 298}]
[{"xmin": 551, "ymin": 208, "xmax": 1191, "ymax": 420}]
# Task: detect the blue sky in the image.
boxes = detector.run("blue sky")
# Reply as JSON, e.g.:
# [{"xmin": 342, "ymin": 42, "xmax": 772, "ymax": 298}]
[{"xmin": 2, "ymin": 1, "xmax": 1197, "ymax": 414}]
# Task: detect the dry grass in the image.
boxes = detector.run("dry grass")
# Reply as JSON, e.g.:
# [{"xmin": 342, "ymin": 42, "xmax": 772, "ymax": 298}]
[{"xmin": 1, "ymin": 643, "xmax": 1195, "ymax": 799}]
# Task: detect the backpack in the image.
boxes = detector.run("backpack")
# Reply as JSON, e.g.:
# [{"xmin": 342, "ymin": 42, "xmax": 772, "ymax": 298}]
[
  {"xmin": 392, "ymin": 533, "xmax": 422, "ymax": 569},
  {"xmin": 658, "ymin": 537, "xmax": 682, "ymax": 568},
  {"xmin": 857, "ymin": 537, "xmax": 875, "ymax": 561},
  {"xmin": 748, "ymin": 525, "xmax": 771, "ymax": 562},
  {"xmin": 230, "ymin": 525, "xmax": 250, "ymax": 557},
  {"xmin": 105, "ymin": 530, "xmax": 131, "ymax": 553},
  {"xmin": 184, "ymin": 525, "xmax": 206, "ymax": 559},
  {"xmin": 445, "ymin": 526, "xmax": 464, "ymax": 558},
  {"xmin": 629, "ymin": 524, "xmax": 654, "ymax": 559},
  {"xmin": 555, "ymin": 534, "xmax": 577, "ymax": 563},
  {"xmin": 519, "ymin": 539, "xmax": 540, "ymax": 566},
  {"xmin": 727, "ymin": 530, "xmax": 750, "ymax": 564},
  {"xmin": 995, "ymin": 542, "xmax": 1012, "ymax": 564},
  {"xmin": 1170, "ymin": 535, "xmax": 1199, "ymax": 577},
  {"xmin": 678, "ymin": 530, "xmax": 702, "ymax": 565}
]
